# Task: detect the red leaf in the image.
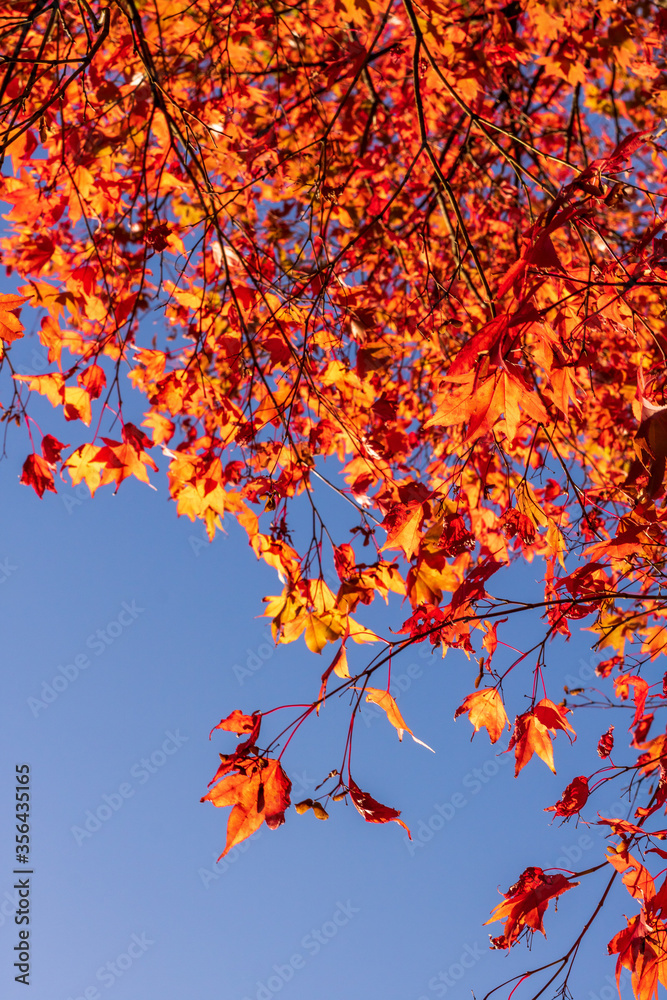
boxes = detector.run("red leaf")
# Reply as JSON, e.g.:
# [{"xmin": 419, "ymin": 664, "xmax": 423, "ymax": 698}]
[
  {"xmin": 41, "ymin": 434, "xmax": 68, "ymax": 465},
  {"xmin": 597, "ymin": 726, "xmax": 615, "ymax": 758},
  {"xmin": 487, "ymin": 867, "xmax": 578, "ymax": 949},
  {"xmin": 545, "ymin": 775, "xmax": 589, "ymax": 818},
  {"xmin": 348, "ymin": 776, "xmax": 411, "ymax": 837},
  {"xmin": 20, "ymin": 453, "xmax": 56, "ymax": 498},
  {"xmin": 614, "ymin": 674, "xmax": 649, "ymax": 728}
]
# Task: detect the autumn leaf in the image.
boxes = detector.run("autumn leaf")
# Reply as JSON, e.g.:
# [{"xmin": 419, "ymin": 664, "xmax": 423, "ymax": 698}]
[
  {"xmin": 2, "ymin": 0, "xmax": 667, "ymax": 990},
  {"xmin": 614, "ymin": 674, "xmax": 649, "ymax": 728},
  {"xmin": 598, "ymin": 817, "xmax": 667, "ymax": 841},
  {"xmin": 348, "ymin": 776, "xmax": 411, "ymax": 837},
  {"xmin": 487, "ymin": 867, "xmax": 578, "ymax": 949},
  {"xmin": 544, "ymin": 776, "xmax": 589, "ymax": 818},
  {"xmin": 318, "ymin": 646, "xmax": 349, "ymax": 713},
  {"xmin": 597, "ymin": 726, "xmax": 615, "ymax": 758},
  {"xmin": 64, "ymin": 443, "xmax": 105, "ymax": 496},
  {"xmin": 454, "ymin": 688, "xmax": 509, "ymax": 744},
  {"xmin": 93, "ymin": 438, "xmax": 158, "ymax": 492},
  {"xmin": 79, "ymin": 364, "xmax": 106, "ymax": 399},
  {"xmin": 606, "ymin": 843, "xmax": 656, "ymax": 903},
  {"xmin": 201, "ymin": 757, "xmax": 291, "ymax": 858},
  {"xmin": 209, "ymin": 710, "xmax": 261, "ymax": 739},
  {"xmin": 608, "ymin": 914, "xmax": 667, "ymax": 1000},
  {"xmin": 0, "ymin": 292, "xmax": 27, "ymax": 345},
  {"xmin": 508, "ymin": 699, "xmax": 575, "ymax": 776},
  {"xmin": 360, "ymin": 687, "xmax": 434, "ymax": 751},
  {"xmin": 20, "ymin": 453, "xmax": 56, "ymax": 498},
  {"xmin": 41, "ymin": 434, "xmax": 68, "ymax": 465}
]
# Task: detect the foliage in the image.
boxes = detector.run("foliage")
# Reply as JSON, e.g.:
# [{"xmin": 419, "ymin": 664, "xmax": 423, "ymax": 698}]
[{"xmin": 2, "ymin": 0, "xmax": 667, "ymax": 994}]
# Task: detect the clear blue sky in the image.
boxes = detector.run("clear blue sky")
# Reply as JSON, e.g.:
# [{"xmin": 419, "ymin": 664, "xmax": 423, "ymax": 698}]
[{"xmin": 0, "ymin": 337, "xmax": 639, "ymax": 1000}]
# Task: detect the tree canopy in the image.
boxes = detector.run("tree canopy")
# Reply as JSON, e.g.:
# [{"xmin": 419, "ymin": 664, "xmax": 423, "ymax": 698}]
[{"xmin": 2, "ymin": 0, "xmax": 667, "ymax": 995}]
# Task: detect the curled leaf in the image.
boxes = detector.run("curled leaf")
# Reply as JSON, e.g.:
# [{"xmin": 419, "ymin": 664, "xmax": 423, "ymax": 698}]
[
  {"xmin": 360, "ymin": 687, "xmax": 434, "ymax": 751},
  {"xmin": 348, "ymin": 776, "xmax": 411, "ymax": 838},
  {"xmin": 545, "ymin": 776, "xmax": 589, "ymax": 818},
  {"xmin": 597, "ymin": 726, "xmax": 615, "ymax": 758}
]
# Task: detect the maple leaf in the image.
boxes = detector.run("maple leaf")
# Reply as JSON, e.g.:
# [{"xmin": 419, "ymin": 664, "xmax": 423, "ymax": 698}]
[
  {"xmin": 145, "ymin": 222, "xmax": 171, "ymax": 252},
  {"xmin": 0, "ymin": 292, "xmax": 27, "ymax": 344},
  {"xmin": 544, "ymin": 776, "xmax": 589, "ymax": 818},
  {"xmin": 209, "ymin": 710, "xmax": 261, "ymax": 739},
  {"xmin": 78, "ymin": 364, "xmax": 106, "ymax": 399},
  {"xmin": 20, "ymin": 453, "xmax": 57, "ymax": 498},
  {"xmin": 508, "ymin": 699, "xmax": 575, "ymax": 776},
  {"xmin": 41, "ymin": 434, "xmax": 68, "ymax": 465},
  {"xmin": 454, "ymin": 689, "xmax": 509, "ymax": 744},
  {"xmin": 606, "ymin": 843, "xmax": 656, "ymax": 903},
  {"xmin": 64, "ymin": 444, "xmax": 105, "ymax": 496},
  {"xmin": 347, "ymin": 777, "xmax": 411, "ymax": 837},
  {"xmin": 202, "ymin": 757, "xmax": 292, "ymax": 859},
  {"xmin": 396, "ymin": 603, "xmax": 447, "ymax": 644},
  {"xmin": 381, "ymin": 501, "xmax": 427, "ymax": 560},
  {"xmin": 608, "ymin": 913, "xmax": 667, "ymax": 1000},
  {"xmin": 487, "ymin": 867, "xmax": 578, "ymax": 949},
  {"xmin": 93, "ymin": 438, "xmax": 158, "ymax": 492},
  {"xmin": 360, "ymin": 687, "xmax": 434, "ymax": 751}
]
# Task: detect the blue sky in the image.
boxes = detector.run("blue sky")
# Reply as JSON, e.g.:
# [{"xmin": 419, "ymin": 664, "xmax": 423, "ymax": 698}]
[{"xmin": 0, "ymin": 369, "xmax": 643, "ymax": 1000}]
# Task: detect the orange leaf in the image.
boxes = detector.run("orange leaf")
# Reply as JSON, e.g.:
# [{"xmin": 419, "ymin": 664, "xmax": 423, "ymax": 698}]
[
  {"xmin": 201, "ymin": 758, "xmax": 291, "ymax": 859},
  {"xmin": 41, "ymin": 434, "xmax": 68, "ymax": 465},
  {"xmin": 0, "ymin": 292, "xmax": 27, "ymax": 344},
  {"xmin": 62, "ymin": 385, "xmax": 92, "ymax": 425},
  {"xmin": 318, "ymin": 646, "xmax": 349, "ymax": 714},
  {"xmin": 14, "ymin": 372, "xmax": 65, "ymax": 407},
  {"xmin": 508, "ymin": 699, "xmax": 575, "ymax": 776},
  {"xmin": 209, "ymin": 710, "xmax": 261, "ymax": 739},
  {"xmin": 614, "ymin": 674, "xmax": 649, "ymax": 728},
  {"xmin": 606, "ymin": 843, "xmax": 656, "ymax": 902},
  {"xmin": 361, "ymin": 687, "xmax": 434, "ymax": 751},
  {"xmin": 608, "ymin": 914, "xmax": 667, "ymax": 1000},
  {"xmin": 93, "ymin": 439, "xmax": 158, "ymax": 491},
  {"xmin": 64, "ymin": 443, "xmax": 105, "ymax": 496},
  {"xmin": 454, "ymin": 688, "xmax": 509, "ymax": 744},
  {"xmin": 487, "ymin": 866, "xmax": 578, "ymax": 949}
]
